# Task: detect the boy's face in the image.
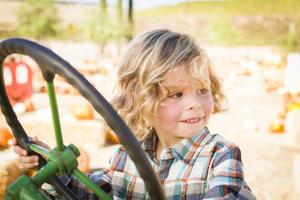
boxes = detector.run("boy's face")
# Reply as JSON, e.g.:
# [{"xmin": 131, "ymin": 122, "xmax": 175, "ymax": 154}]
[{"xmin": 153, "ymin": 66, "xmax": 214, "ymax": 147}]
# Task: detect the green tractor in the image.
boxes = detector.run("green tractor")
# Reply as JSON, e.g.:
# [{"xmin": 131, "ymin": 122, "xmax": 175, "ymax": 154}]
[{"xmin": 0, "ymin": 38, "xmax": 166, "ymax": 200}]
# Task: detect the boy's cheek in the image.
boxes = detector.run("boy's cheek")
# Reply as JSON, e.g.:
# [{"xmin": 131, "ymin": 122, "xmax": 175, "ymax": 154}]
[
  {"xmin": 203, "ymin": 97, "xmax": 214, "ymax": 114},
  {"xmin": 156, "ymin": 103, "xmax": 181, "ymax": 121}
]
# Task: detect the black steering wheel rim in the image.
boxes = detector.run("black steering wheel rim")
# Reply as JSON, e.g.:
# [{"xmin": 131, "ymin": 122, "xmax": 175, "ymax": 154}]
[{"xmin": 0, "ymin": 38, "xmax": 165, "ymax": 200}]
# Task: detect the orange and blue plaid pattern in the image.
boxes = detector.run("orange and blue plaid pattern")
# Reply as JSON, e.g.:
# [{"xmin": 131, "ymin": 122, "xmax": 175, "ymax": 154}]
[{"xmin": 67, "ymin": 127, "xmax": 256, "ymax": 199}]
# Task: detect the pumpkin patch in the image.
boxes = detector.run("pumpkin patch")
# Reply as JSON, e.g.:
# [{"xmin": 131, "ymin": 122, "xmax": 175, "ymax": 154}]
[
  {"xmin": 72, "ymin": 103, "xmax": 94, "ymax": 120},
  {"xmin": 0, "ymin": 128, "xmax": 13, "ymax": 148}
]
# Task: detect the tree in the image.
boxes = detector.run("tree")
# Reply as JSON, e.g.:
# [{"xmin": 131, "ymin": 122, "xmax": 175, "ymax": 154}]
[
  {"xmin": 117, "ymin": 0, "xmax": 123, "ymax": 21},
  {"xmin": 126, "ymin": 0, "xmax": 134, "ymax": 40},
  {"xmin": 100, "ymin": 0, "xmax": 107, "ymax": 19},
  {"xmin": 128, "ymin": 0, "xmax": 133, "ymax": 26},
  {"xmin": 16, "ymin": 0, "xmax": 60, "ymax": 39},
  {"xmin": 84, "ymin": 0, "xmax": 127, "ymax": 54},
  {"xmin": 116, "ymin": 0, "xmax": 126, "ymax": 41},
  {"xmin": 84, "ymin": 0, "xmax": 110, "ymax": 50}
]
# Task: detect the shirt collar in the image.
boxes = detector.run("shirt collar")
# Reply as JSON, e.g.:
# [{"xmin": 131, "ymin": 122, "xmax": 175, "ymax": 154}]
[
  {"xmin": 141, "ymin": 127, "xmax": 212, "ymax": 165},
  {"xmin": 170, "ymin": 127, "xmax": 212, "ymax": 165}
]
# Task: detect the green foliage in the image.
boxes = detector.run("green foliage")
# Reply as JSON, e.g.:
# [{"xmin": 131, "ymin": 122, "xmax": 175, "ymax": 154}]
[
  {"xmin": 16, "ymin": 0, "xmax": 60, "ymax": 39},
  {"xmin": 205, "ymin": 15, "xmax": 241, "ymax": 45},
  {"xmin": 140, "ymin": 0, "xmax": 300, "ymax": 16},
  {"xmin": 287, "ymin": 21, "xmax": 298, "ymax": 52},
  {"xmin": 83, "ymin": 3, "xmax": 126, "ymax": 45},
  {"xmin": 137, "ymin": 0, "xmax": 300, "ymax": 51},
  {"xmin": 117, "ymin": 0, "xmax": 123, "ymax": 20}
]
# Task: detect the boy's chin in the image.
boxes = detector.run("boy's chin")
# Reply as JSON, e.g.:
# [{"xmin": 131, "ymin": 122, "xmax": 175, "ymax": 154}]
[{"xmin": 177, "ymin": 127, "xmax": 205, "ymax": 138}]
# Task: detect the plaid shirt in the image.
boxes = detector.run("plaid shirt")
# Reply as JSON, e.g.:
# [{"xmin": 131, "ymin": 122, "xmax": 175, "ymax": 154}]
[{"xmin": 67, "ymin": 127, "xmax": 256, "ymax": 199}]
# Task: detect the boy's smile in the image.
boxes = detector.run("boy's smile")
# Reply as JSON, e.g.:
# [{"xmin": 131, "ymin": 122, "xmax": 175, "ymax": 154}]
[
  {"xmin": 179, "ymin": 117, "xmax": 203, "ymax": 123},
  {"xmin": 153, "ymin": 66, "xmax": 214, "ymax": 148}
]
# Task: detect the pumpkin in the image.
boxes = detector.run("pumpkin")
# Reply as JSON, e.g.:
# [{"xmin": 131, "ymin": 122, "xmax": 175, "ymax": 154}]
[
  {"xmin": 72, "ymin": 103, "xmax": 94, "ymax": 120},
  {"xmin": 269, "ymin": 121, "xmax": 285, "ymax": 134},
  {"xmin": 0, "ymin": 161, "xmax": 23, "ymax": 198},
  {"xmin": 105, "ymin": 129, "xmax": 120, "ymax": 144},
  {"xmin": 24, "ymin": 99, "xmax": 35, "ymax": 112},
  {"xmin": 67, "ymin": 87, "xmax": 80, "ymax": 96},
  {"xmin": 0, "ymin": 128, "xmax": 13, "ymax": 147},
  {"xmin": 39, "ymin": 85, "xmax": 48, "ymax": 93},
  {"xmin": 77, "ymin": 147, "xmax": 90, "ymax": 173}
]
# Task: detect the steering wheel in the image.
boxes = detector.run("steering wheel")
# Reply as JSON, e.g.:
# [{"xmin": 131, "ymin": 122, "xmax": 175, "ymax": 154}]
[{"xmin": 0, "ymin": 38, "xmax": 165, "ymax": 200}]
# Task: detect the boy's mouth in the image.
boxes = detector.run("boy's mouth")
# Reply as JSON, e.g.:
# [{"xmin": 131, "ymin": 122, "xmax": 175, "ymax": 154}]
[{"xmin": 180, "ymin": 117, "xmax": 203, "ymax": 124}]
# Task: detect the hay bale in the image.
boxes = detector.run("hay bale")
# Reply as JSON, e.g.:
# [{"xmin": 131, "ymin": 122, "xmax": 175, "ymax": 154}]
[{"xmin": 0, "ymin": 160, "xmax": 24, "ymax": 198}]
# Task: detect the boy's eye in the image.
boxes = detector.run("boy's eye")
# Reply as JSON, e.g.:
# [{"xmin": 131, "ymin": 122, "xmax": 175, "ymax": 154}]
[
  {"xmin": 198, "ymin": 88, "xmax": 209, "ymax": 95},
  {"xmin": 169, "ymin": 92, "xmax": 183, "ymax": 98}
]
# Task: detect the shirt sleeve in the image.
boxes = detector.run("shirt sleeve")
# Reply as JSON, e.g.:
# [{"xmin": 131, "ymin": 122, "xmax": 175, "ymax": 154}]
[{"xmin": 203, "ymin": 144, "xmax": 256, "ymax": 200}]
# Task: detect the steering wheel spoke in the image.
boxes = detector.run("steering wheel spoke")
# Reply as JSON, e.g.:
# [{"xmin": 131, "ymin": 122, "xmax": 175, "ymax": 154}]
[{"xmin": 46, "ymin": 81, "xmax": 65, "ymax": 151}]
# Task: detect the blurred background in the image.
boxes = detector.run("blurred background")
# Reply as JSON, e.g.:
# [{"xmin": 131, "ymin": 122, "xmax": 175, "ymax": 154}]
[{"xmin": 0, "ymin": 0, "xmax": 300, "ymax": 199}]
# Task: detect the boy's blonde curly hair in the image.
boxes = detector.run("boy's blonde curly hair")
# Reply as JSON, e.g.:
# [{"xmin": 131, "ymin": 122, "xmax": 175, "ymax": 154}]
[{"xmin": 111, "ymin": 29, "xmax": 225, "ymax": 140}]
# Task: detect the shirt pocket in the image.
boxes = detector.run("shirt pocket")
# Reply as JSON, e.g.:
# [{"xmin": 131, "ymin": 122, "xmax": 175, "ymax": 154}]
[
  {"xmin": 164, "ymin": 179, "xmax": 207, "ymax": 199},
  {"xmin": 111, "ymin": 171, "xmax": 147, "ymax": 199}
]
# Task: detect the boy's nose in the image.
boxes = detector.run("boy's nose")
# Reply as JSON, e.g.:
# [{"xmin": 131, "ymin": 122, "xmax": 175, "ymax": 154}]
[
  {"xmin": 187, "ymin": 95, "xmax": 202, "ymax": 110},
  {"xmin": 189, "ymin": 104, "xmax": 201, "ymax": 110}
]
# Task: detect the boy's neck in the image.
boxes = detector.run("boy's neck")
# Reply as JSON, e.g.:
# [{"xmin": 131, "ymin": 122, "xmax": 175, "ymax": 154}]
[{"xmin": 156, "ymin": 134, "xmax": 183, "ymax": 149}]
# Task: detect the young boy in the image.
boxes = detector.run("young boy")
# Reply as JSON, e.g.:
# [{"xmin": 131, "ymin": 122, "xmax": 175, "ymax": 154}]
[{"xmin": 13, "ymin": 29, "xmax": 256, "ymax": 199}]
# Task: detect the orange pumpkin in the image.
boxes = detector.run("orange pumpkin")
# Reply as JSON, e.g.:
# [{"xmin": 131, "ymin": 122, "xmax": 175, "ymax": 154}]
[
  {"xmin": 39, "ymin": 85, "xmax": 48, "ymax": 93},
  {"xmin": 72, "ymin": 104, "xmax": 94, "ymax": 120},
  {"xmin": 24, "ymin": 99, "xmax": 35, "ymax": 112},
  {"xmin": 77, "ymin": 147, "xmax": 90, "ymax": 173},
  {"xmin": 0, "ymin": 161, "xmax": 23, "ymax": 198},
  {"xmin": 105, "ymin": 129, "xmax": 120, "ymax": 144},
  {"xmin": 0, "ymin": 128, "xmax": 13, "ymax": 147},
  {"xmin": 67, "ymin": 87, "xmax": 80, "ymax": 96},
  {"xmin": 269, "ymin": 121, "xmax": 285, "ymax": 134}
]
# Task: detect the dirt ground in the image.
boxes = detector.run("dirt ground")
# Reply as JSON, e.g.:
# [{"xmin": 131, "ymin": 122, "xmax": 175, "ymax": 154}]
[
  {"xmin": 1, "ymin": 46, "xmax": 300, "ymax": 199},
  {"xmin": 209, "ymin": 74, "xmax": 300, "ymax": 200}
]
